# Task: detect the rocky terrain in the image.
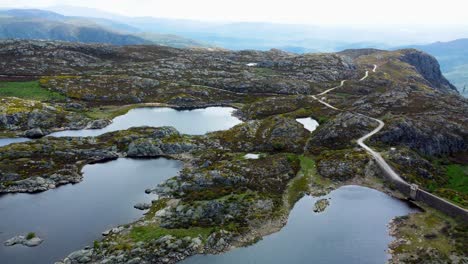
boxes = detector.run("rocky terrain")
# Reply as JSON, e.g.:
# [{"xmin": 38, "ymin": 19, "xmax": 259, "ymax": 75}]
[
  {"xmin": 0, "ymin": 97, "xmax": 110, "ymax": 138},
  {"xmin": 0, "ymin": 40, "xmax": 467, "ymax": 263}
]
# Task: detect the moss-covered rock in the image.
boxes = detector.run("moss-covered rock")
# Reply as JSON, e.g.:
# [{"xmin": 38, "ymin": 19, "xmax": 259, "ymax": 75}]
[
  {"xmin": 212, "ymin": 115, "xmax": 309, "ymax": 153},
  {"xmin": 316, "ymin": 149, "xmax": 369, "ymax": 181},
  {"xmin": 0, "ymin": 97, "xmax": 92, "ymax": 137}
]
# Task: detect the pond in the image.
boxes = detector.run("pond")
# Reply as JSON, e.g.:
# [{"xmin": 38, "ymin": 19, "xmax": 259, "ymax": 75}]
[
  {"xmin": 0, "ymin": 107, "xmax": 242, "ymax": 147},
  {"xmin": 0, "ymin": 137, "xmax": 30, "ymax": 147},
  {"xmin": 0, "ymin": 158, "xmax": 182, "ymax": 264},
  {"xmin": 181, "ymin": 185, "xmax": 418, "ymax": 264},
  {"xmin": 49, "ymin": 107, "xmax": 242, "ymax": 137}
]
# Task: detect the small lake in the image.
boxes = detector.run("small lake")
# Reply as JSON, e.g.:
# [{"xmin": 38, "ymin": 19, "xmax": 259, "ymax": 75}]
[
  {"xmin": 50, "ymin": 107, "xmax": 242, "ymax": 137},
  {"xmin": 0, "ymin": 158, "xmax": 182, "ymax": 264},
  {"xmin": 0, "ymin": 137, "xmax": 30, "ymax": 147},
  {"xmin": 182, "ymin": 185, "xmax": 418, "ymax": 264},
  {"xmin": 0, "ymin": 107, "xmax": 242, "ymax": 147}
]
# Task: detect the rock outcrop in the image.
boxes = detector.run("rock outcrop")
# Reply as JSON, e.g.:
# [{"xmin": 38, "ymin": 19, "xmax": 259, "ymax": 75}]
[
  {"xmin": 4, "ymin": 234, "xmax": 43, "ymax": 247},
  {"xmin": 400, "ymin": 49, "xmax": 457, "ymax": 93},
  {"xmin": 306, "ymin": 112, "xmax": 375, "ymax": 152},
  {"xmin": 313, "ymin": 198, "xmax": 330, "ymax": 213}
]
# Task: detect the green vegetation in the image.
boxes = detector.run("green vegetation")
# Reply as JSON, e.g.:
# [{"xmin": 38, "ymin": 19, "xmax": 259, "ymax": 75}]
[
  {"xmin": 434, "ymin": 164, "xmax": 468, "ymax": 207},
  {"xmin": 1, "ymin": 97, "xmax": 46, "ymax": 115},
  {"xmin": 423, "ymin": 162, "xmax": 468, "ymax": 207},
  {"xmin": 0, "ymin": 131, "xmax": 16, "ymax": 138},
  {"xmin": 26, "ymin": 232, "xmax": 36, "ymax": 240},
  {"xmin": 392, "ymin": 207, "xmax": 467, "ymax": 260},
  {"xmin": 299, "ymin": 155, "xmax": 315, "ymax": 175},
  {"xmin": 445, "ymin": 164, "xmax": 468, "ymax": 194},
  {"xmin": 145, "ymin": 199, "xmax": 168, "ymax": 220},
  {"xmin": 130, "ymin": 225, "xmax": 213, "ymax": 242},
  {"xmin": 84, "ymin": 105, "xmax": 136, "ymax": 120},
  {"xmin": 253, "ymin": 67, "xmax": 278, "ymax": 77},
  {"xmin": 287, "ymin": 156, "xmax": 315, "ymax": 206},
  {"xmin": 84, "ymin": 104, "xmax": 168, "ymax": 120},
  {"xmin": 0, "ymin": 81, "xmax": 65, "ymax": 101}
]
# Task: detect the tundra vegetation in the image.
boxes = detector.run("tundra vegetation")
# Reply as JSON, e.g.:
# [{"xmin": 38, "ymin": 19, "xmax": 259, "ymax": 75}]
[{"xmin": 0, "ymin": 40, "xmax": 466, "ymax": 263}]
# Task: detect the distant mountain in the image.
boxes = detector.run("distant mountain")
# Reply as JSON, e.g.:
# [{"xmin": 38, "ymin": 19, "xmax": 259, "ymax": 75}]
[
  {"xmin": 408, "ymin": 39, "xmax": 468, "ymax": 97},
  {"xmin": 0, "ymin": 8, "xmax": 66, "ymax": 20},
  {"xmin": 0, "ymin": 9, "xmax": 149, "ymax": 45},
  {"xmin": 42, "ymin": 5, "xmax": 468, "ymax": 54},
  {"xmin": 46, "ymin": 5, "xmax": 127, "ymax": 21},
  {"xmin": 0, "ymin": 9, "xmax": 207, "ymax": 48},
  {"xmin": 44, "ymin": 6, "xmax": 433, "ymax": 52}
]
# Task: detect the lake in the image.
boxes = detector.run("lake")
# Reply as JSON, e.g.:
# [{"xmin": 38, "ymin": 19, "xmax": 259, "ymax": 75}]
[
  {"xmin": 49, "ymin": 107, "xmax": 242, "ymax": 137},
  {"xmin": 181, "ymin": 185, "xmax": 418, "ymax": 264},
  {"xmin": 0, "ymin": 137, "xmax": 30, "ymax": 147},
  {"xmin": 0, "ymin": 107, "xmax": 242, "ymax": 147},
  {"xmin": 0, "ymin": 158, "xmax": 182, "ymax": 264}
]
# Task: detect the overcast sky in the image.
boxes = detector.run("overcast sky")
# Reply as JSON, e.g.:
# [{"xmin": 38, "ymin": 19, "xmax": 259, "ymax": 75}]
[{"xmin": 2, "ymin": 0, "xmax": 468, "ymax": 25}]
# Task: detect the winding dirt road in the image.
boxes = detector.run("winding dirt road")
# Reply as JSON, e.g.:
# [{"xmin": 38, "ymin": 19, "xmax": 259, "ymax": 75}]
[
  {"xmin": 309, "ymin": 63, "xmax": 467, "ymax": 217},
  {"xmin": 359, "ymin": 70, "xmax": 369, "ymax": 81},
  {"xmin": 355, "ymin": 114, "xmax": 405, "ymax": 183},
  {"xmin": 355, "ymin": 65, "xmax": 405, "ymax": 183},
  {"xmin": 311, "ymin": 64, "xmax": 406, "ymax": 183},
  {"xmin": 317, "ymin": 80, "xmax": 346, "ymax": 96}
]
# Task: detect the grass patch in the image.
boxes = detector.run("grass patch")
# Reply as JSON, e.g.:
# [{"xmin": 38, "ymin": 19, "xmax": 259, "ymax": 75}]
[
  {"xmin": 130, "ymin": 225, "xmax": 213, "ymax": 242},
  {"xmin": 0, "ymin": 131, "xmax": 17, "ymax": 138},
  {"xmin": 0, "ymin": 81, "xmax": 65, "ymax": 101},
  {"xmin": 317, "ymin": 116, "xmax": 329, "ymax": 124},
  {"xmin": 445, "ymin": 164, "xmax": 468, "ymax": 194},
  {"xmin": 253, "ymin": 67, "xmax": 278, "ymax": 76},
  {"xmin": 299, "ymin": 155, "xmax": 315, "ymax": 174},
  {"xmin": 287, "ymin": 155, "xmax": 315, "ymax": 206},
  {"xmin": 84, "ymin": 104, "xmax": 168, "ymax": 120},
  {"xmin": 425, "ymin": 163, "xmax": 468, "ymax": 207},
  {"xmin": 84, "ymin": 105, "xmax": 137, "ymax": 120}
]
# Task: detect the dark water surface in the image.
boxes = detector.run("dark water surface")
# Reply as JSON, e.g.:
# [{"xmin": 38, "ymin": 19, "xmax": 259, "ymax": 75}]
[
  {"xmin": 182, "ymin": 185, "xmax": 418, "ymax": 264},
  {"xmin": 0, "ymin": 158, "xmax": 182, "ymax": 264}
]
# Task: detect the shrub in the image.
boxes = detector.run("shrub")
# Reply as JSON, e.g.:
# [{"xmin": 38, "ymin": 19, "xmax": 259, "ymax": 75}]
[{"xmin": 26, "ymin": 232, "xmax": 36, "ymax": 240}]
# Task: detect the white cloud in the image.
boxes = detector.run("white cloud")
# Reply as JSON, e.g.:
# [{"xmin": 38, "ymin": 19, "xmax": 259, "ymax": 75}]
[{"xmin": 2, "ymin": 0, "xmax": 468, "ymax": 25}]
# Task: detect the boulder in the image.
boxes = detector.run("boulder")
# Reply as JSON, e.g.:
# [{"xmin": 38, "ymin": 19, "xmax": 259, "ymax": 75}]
[
  {"xmin": 24, "ymin": 128, "xmax": 45, "ymax": 138},
  {"xmin": 87, "ymin": 119, "xmax": 111, "ymax": 129},
  {"xmin": 127, "ymin": 139, "xmax": 163, "ymax": 157},
  {"xmin": 65, "ymin": 249, "xmax": 93, "ymax": 263},
  {"xmin": 134, "ymin": 203, "xmax": 151, "ymax": 210}
]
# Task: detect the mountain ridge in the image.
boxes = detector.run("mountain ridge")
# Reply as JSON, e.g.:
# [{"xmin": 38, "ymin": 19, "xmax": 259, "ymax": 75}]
[{"xmin": 0, "ymin": 9, "xmax": 208, "ymax": 48}]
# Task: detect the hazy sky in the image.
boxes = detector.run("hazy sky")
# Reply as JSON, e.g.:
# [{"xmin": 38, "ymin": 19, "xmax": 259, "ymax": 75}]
[{"xmin": 2, "ymin": 0, "xmax": 468, "ymax": 25}]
